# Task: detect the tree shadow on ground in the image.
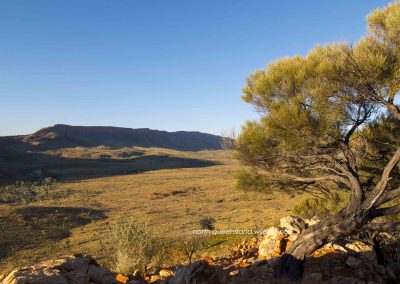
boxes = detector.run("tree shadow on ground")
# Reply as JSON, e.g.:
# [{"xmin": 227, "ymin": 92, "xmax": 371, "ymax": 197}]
[
  {"xmin": 234, "ymin": 246, "xmax": 400, "ymax": 283},
  {"xmin": 285, "ymin": 240, "xmax": 400, "ymax": 282},
  {"xmin": 0, "ymin": 206, "xmax": 107, "ymax": 261},
  {"xmin": 301, "ymin": 246, "xmax": 400, "ymax": 283}
]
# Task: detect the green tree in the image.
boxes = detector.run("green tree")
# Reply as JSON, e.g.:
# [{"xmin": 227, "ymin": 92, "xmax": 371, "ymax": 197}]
[{"xmin": 235, "ymin": 1, "xmax": 400, "ymax": 279}]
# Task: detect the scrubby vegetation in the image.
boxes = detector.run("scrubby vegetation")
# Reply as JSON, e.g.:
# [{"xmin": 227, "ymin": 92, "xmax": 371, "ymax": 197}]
[
  {"xmin": 179, "ymin": 235, "xmax": 210, "ymax": 264},
  {"xmin": 293, "ymin": 192, "xmax": 348, "ymax": 219},
  {"xmin": 199, "ymin": 217, "xmax": 216, "ymax": 230},
  {"xmin": 0, "ymin": 177, "xmax": 57, "ymax": 204},
  {"xmin": 103, "ymin": 216, "xmax": 216, "ymax": 274},
  {"xmin": 103, "ymin": 217, "xmax": 156, "ymax": 274},
  {"xmin": 1, "ymin": 149, "xmax": 294, "ymax": 272},
  {"xmin": 235, "ymin": 170, "xmax": 271, "ymax": 192}
]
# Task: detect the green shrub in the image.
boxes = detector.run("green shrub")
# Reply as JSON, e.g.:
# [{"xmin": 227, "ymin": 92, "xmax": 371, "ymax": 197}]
[
  {"xmin": 199, "ymin": 217, "xmax": 215, "ymax": 230},
  {"xmin": 0, "ymin": 178, "xmax": 57, "ymax": 204},
  {"xmin": 293, "ymin": 192, "xmax": 348, "ymax": 219},
  {"xmin": 103, "ymin": 217, "xmax": 156, "ymax": 274},
  {"xmin": 235, "ymin": 170, "xmax": 271, "ymax": 192}
]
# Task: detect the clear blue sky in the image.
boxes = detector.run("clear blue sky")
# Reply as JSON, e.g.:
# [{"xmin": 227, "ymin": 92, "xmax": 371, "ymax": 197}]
[{"xmin": 0, "ymin": 0, "xmax": 392, "ymax": 136}]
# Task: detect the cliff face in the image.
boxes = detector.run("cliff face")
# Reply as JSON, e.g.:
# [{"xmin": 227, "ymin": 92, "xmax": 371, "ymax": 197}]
[{"xmin": 11, "ymin": 124, "xmax": 224, "ymax": 151}]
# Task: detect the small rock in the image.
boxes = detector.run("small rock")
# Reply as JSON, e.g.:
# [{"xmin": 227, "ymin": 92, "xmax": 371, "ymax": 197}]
[
  {"xmin": 1, "ymin": 268, "xmax": 68, "ymax": 284},
  {"xmin": 159, "ymin": 269, "xmax": 174, "ymax": 278},
  {"xmin": 322, "ymin": 242, "xmax": 348, "ymax": 253},
  {"xmin": 262, "ymin": 226, "xmax": 281, "ymax": 239},
  {"xmin": 229, "ymin": 270, "xmax": 239, "ymax": 276},
  {"xmin": 248, "ymin": 237, "xmax": 257, "ymax": 248},
  {"xmin": 279, "ymin": 216, "xmax": 306, "ymax": 233},
  {"xmin": 245, "ymin": 257, "xmax": 255, "ymax": 264},
  {"xmin": 116, "ymin": 273, "xmax": 129, "ymax": 283},
  {"xmin": 168, "ymin": 261, "xmax": 227, "ymax": 284},
  {"xmin": 88, "ymin": 265, "xmax": 118, "ymax": 284},
  {"xmin": 345, "ymin": 256, "xmax": 362, "ymax": 269},
  {"xmin": 305, "ymin": 216, "xmax": 320, "ymax": 227},
  {"xmin": 238, "ymin": 263, "xmax": 251, "ymax": 268},
  {"xmin": 203, "ymin": 256, "xmax": 214, "ymax": 264},
  {"xmin": 345, "ymin": 241, "xmax": 373, "ymax": 253},
  {"xmin": 0, "ymin": 255, "xmax": 111, "ymax": 284},
  {"xmin": 258, "ymin": 228, "xmax": 288, "ymax": 259},
  {"xmin": 149, "ymin": 274, "xmax": 162, "ymax": 282}
]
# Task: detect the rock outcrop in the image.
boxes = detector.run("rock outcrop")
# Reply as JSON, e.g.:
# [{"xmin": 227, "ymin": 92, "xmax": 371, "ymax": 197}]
[
  {"xmin": 0, "ymin": 255, "xmax": 119, "ymax": 284},
  {"xmin": 2, "ymin": 216, "xmax": 399, "ymax": 284},
  {"xmin": 257, "ymin": 216, "xmax": 400, "ymax": 283},
  {"xmin": 169, "ymin": 261, "xmax": 228, "ymax": 284}
]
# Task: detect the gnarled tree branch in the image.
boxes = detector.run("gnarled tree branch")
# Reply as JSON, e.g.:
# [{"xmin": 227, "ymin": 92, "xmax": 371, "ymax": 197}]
[
  {"xmin": 375, "ymin": 186, "xmax": 400, "ymax": 207},
  {"xmin": 361, "ymin": 222, "xmax": 400, "ymax": 233},
  {"xmin": 369, "ymin": 204, "xmax": 400, "ymax": 218},
  {"xmin": 363, "ymin": 148, "xmax": 400, "ymax": 210}
]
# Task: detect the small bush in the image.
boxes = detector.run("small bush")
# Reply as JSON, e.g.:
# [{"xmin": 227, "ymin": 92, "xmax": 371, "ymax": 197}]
[
  {"xmin": 0, "ymin": 178, "xmax": 57, "ymax": 204},
  {"xmin": 199, "ymin": 217, "xmax": 215, "ymax": 230},
  {"xmin": 151, "ymin": 241, "xmax": 172, "ymax": 269},
  {"xmin": 103, "ymin": 217, "xmax": 156, "ymax": 274},
  {"xmin": 235, "ymin": 170, "xmax": 271, "ymax": 192},
  {"xmin": 293, "ymin": 192, "xmax": 348, "ymax": 219},
  {"xmin": 179, "ymin": 235, "xmax": 210, "ymax": 264}
]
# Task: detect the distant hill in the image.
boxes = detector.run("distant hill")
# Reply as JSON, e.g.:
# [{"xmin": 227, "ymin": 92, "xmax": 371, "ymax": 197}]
[
  {"xmin": 0, "ymin": 125, "xmax": 225, "ymax": 185},
  {"xmin": 1, "ymin": 124, "xmax": 224, "ymax": 151}
]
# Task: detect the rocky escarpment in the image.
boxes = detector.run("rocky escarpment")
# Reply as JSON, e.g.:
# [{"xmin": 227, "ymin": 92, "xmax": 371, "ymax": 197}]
[
  {"xmin": 15, "ymin": 124, "xmax": 225, "ymax": 151},
  {"xmin": 1, "ymin": 216, "xmax": 399, "ymax": 284}
]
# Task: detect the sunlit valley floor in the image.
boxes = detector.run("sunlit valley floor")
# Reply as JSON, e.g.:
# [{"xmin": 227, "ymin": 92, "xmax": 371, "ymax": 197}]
[{"xmin": 0, "ymin": 147, "xmax": 303, "ymax": 271}]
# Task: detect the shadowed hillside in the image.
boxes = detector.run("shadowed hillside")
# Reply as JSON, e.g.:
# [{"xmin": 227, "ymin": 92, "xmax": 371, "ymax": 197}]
[
  {"xmin": 0, "ymin": 125, "xmax": 225, "ymax": 185},
  {"xmin": 4, "ymin": 124, "xmax": 224, "ymax": 151},
  {"xmin": 0, "ymin": 147, "xmax": 219, "ymax": 186}
]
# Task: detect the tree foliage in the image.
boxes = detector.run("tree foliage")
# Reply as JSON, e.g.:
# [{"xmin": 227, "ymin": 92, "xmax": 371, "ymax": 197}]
[
  {"xmin": 293, "ymin": 192, "xmax": 348, "ymax": 219},
  {"xmin": 236, "ymin": 1, "xmax": 400, "ymax": 203},
  {"xmin": 235, "ymin": 2, "xmax": 400, "ymax": 278}
]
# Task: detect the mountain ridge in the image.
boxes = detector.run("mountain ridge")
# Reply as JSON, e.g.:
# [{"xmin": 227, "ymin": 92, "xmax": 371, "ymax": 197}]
[{"xmin": 2, "ymin": 124, "xmax": 225, "ymax": 151}]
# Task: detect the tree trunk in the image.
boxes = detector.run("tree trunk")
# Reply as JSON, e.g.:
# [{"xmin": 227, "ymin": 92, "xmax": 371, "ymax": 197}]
[{"xmin": 274, "ymin": 212, "xmax": 369, "ymax": 280}]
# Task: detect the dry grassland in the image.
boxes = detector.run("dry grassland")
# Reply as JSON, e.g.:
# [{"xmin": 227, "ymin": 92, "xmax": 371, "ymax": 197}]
[{"xmin": 0, "ymin": 148, "xmax": 304, "ymax": 271}]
